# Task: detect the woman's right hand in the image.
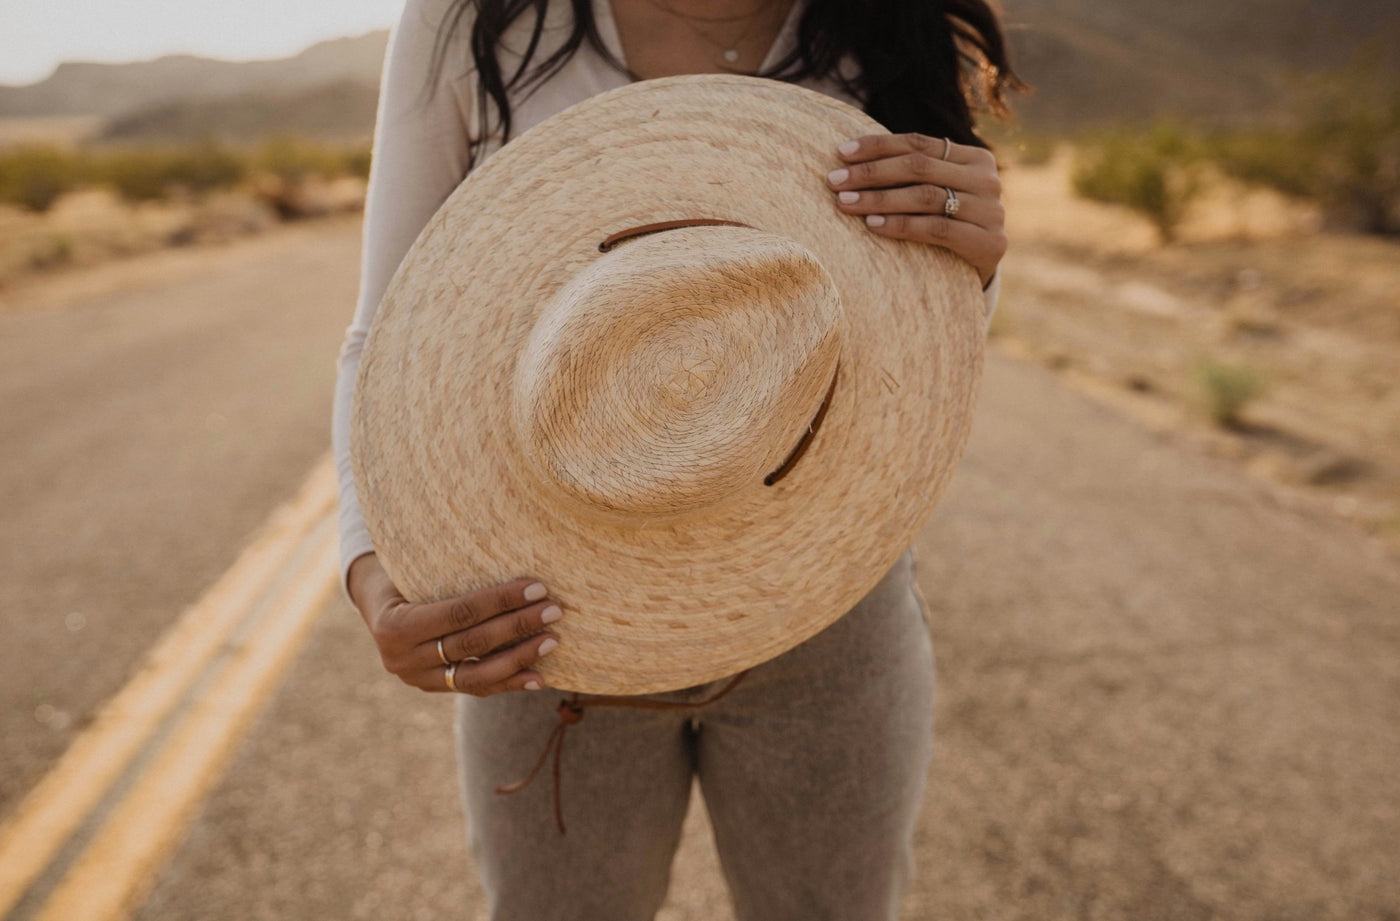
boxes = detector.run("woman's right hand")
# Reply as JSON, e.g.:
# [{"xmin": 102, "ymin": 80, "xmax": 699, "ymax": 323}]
[{"xmin": 346, "ymin": 553, "xmax": 561, "ymax": 696}]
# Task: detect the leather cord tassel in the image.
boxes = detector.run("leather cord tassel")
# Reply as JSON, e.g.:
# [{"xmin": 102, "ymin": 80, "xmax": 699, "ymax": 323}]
[{"xmin": 495, "ymin": 670, "xmax": 749, "ymax": 834}]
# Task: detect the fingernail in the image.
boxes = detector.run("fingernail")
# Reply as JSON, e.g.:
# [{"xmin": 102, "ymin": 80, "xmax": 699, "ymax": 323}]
[
  {"xmin": 538, "ymin": 637, "xmax": 559, "ymax": 656},
  {"xmin": 540, "ymin": 605, "xmax": 562, "ymax": 624},
  {"xmin": 524, "ymin": 582, "xmax": 547, "ymax": 602},
  {"xmin": 524, "ymin": 680, "xmax": 542, "ymax": 691},
  {"xmin": 827, "ymin": 168, "xmax": 849, "ymax": 185},
  {"xmin": 838, "ymin": 190, "xmax": 860, "ymax": 204},
  {"xmin": 866, "ymin": 214, "xmax": 886, "ymax": 227},
  {"xmin": 838, "ymin": 140, "xmax": 860, "ymax": 156}
]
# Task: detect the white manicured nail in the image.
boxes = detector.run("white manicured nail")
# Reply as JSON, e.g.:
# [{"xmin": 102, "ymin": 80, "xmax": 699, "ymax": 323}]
[
  {"xmin": 827, "ymin": 168, "xmax": 849, "ymax": 185},
  {"xmin": 523, "ymin": 582, "xmax": 547, "ymax": 601},
  {"xmin": 524, "ymin": 680, "xmax": 542, "ymax": 691},
  {"xmin": 838, "ymin": 140, "xmax": 860, "ymax": 156},
  {"xmin": 838, "ymin": 191, "xmax": 860, "ymax": 204},
  {"xmin": 538, "ymin": 637, "xmax": 559, "ymax": 656},
  {"xmin": 866, "ymin": 214, "xmax": 886, "ymax": 227},
  {"xmin": 541, "ymin": 605, "xmax": 562, "ymax": 624}
]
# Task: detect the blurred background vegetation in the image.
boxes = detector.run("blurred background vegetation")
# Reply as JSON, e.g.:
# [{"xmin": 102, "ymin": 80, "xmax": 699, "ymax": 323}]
[
  {"xmin": 0, "ymin": 137, "xmax": 370, "ymax": 215},
  {"xmin": 0, "ymin": 0, "xmax": 1396, "ymax": 472},
  {"xmin": 0, "ymin": 31, "xmax": 382, "ymax": 281},
  {"xmin": 1068, "ymin": 56, "xmax": 1400, "ymax": 242},
  {"xmin": 3, "ymin": 2, "xmax": 1396, "ymax": 237}
]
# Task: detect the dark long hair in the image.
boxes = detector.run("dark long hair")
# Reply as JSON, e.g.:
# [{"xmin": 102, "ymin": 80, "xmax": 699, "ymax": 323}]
[{"xmin": 429, "ymin": 0, "xmax": 1022, "ymax": 166}]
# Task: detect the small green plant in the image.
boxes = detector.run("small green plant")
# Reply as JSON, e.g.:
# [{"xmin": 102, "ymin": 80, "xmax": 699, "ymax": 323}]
[
  {"xmin": 1071, "ymin": 120, "xmax": 1202, "ymax": 243},
  {"xmin": 0, "ymin": 146, "xmax": 83, "ymax": 213},
  {"xmin": 1192, "ymin": 360, "xmax": 1266, "ymax": 428}
]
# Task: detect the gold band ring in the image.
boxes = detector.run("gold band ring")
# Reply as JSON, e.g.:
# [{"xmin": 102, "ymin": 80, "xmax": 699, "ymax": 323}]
[
  {"xmin": 436, "ymin": 637, "xmax": 450, "ymax": 666},
  {"xmin": 444, "ymin": 661, "xmax": 459, "ymax": 692}
]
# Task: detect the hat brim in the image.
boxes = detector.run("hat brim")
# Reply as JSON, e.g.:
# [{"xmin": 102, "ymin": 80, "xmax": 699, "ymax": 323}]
[{"xmin": 352, "ymin": 75, "xmax": 985, "ymax": 694}]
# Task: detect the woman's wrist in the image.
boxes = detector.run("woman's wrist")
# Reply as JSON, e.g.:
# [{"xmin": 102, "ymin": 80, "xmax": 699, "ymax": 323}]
[{"xmin": 347, "ymin": 551, "xmax": 392, "ymax": 618}]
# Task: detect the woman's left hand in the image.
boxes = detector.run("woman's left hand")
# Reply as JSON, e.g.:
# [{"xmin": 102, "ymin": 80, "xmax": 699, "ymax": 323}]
[{"xmin": 827, "ymin": 133, "xmax": 1007, "ymax": 287}]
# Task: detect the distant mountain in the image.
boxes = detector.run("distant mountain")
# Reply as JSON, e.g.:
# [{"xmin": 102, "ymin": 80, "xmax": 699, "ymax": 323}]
[{"xmin": 0, "ymin": 32, "xmax": 387, "ymax": 120}]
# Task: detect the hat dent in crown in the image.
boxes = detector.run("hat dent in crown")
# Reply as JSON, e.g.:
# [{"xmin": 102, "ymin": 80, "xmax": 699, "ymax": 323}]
[{"xmin": 513, "ymin": 226, "xmax": 843, "ymax": 521}]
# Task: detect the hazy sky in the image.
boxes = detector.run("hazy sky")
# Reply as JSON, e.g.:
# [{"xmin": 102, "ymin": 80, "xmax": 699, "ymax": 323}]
[{"xmin": 0, "ymin": 0, "xmax": 406, "ymax": 85}]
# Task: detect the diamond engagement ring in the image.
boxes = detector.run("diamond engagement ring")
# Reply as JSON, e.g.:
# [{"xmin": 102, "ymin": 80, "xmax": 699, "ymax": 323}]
[{"xmin": 943, "ymin": 187, "xmax": 960, "ymax": 217}]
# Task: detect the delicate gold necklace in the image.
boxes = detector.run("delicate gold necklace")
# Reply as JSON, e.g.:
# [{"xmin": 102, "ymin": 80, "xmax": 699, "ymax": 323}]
[{"xmin": 646, "ymin": 0, "xmax": 790, "ymax": 66}]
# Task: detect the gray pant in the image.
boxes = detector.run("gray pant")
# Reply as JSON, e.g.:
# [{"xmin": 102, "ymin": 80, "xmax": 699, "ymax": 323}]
[{"xmin": 454, "ymin": 548, "xmax": 936, "ymax": 921}]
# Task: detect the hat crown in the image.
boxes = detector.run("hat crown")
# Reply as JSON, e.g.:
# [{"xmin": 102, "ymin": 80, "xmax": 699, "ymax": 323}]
[{"xmin": 513, "ymin": 226, "xmax": 844, "ymax": 518}]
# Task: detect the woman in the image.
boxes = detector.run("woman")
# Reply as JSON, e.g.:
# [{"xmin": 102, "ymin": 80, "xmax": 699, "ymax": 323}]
[{"xmin": 332, "ymin": 0, "xmax": 1018, "ymax": 917}]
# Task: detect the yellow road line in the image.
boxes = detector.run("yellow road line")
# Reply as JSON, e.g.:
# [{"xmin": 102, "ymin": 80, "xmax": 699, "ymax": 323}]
[
  {"xmin": 0, "ymin": 455, "xmax": 337, "ymax": 918},
  {"xmin": 32, "ymin": 519, "xmax": 339, "ymax": 921}
]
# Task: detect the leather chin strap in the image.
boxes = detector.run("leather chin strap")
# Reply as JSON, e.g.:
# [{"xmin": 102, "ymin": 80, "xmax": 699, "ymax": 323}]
[
  {"xmin": 598, "ymin": 218, "xmax": 753, "ymax": 252},
  {"xmin": 495, "ymin": 670, "xmax": 749, "ymax": 835}
]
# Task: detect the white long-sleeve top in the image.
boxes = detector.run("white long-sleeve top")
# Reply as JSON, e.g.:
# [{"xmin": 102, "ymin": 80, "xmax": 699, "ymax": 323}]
[{"xmin": 333, "ymin": 0, "xmax": 1001, "ymax": 598}]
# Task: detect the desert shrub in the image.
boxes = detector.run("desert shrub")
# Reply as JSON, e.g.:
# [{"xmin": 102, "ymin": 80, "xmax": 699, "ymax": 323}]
[
  {"xmin": 1192, "ymin": 359, "xmax": 1266, "ymax": 428},
  {"xmin": 163, "ymin": 143, "xmax": 248, "ymax": 195},
  {"xmin": 247, "ymin": 138, "xmax": 370, "ymax": 219},
  {"xmin": 341, "ymin": 147, "xmax": 372, "ymax": 179},
  {"xmin": 0, "ymin": 146, "xmax": 84, "ymax": 213},
  {"xmin": 1208, "ymin": 129, "xmax": 1316, "ymax": 199},
  {"xmin": 97, "ymin": 151, "xmax": 170, "ymax": 202},
  {"xmin": 1319, "ymin": 97, "xmax": 1400, "ymax": 234},
  {"xmin": 28, "ymin": 233, "xmax": 76, "ymax": 270},
  {"xmin": 96, "ymin": 143, "xmax": 247, "ymax": 203},
  {"xmin": 254, "ymin": 136, "xmax": 346, "ymax": 183},
  {"xmin": 1071, "ymin": 120, "xmax": 1202, "ymax": 243},
  {"xmin": 1208, "ymin": 56, "xmax": 1400, "ymax": 234},
  {"xmin": 1, "ymin": 137, "xmax": 363, "ymax": 216}
]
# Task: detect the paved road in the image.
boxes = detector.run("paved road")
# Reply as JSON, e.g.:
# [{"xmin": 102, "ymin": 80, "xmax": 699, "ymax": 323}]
[
  {"xmin": 0, "ymin": 219, "xmax": 360, "ymax": 812},
  {"xmin": 4, "ymin": 226, "xmax": 1398, "ymax": 919}
]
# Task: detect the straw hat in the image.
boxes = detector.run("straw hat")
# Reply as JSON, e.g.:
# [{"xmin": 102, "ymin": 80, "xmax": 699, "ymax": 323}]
[{"xmin": 351, "ymin": 74, "xmax": 985, "ymax": 695}]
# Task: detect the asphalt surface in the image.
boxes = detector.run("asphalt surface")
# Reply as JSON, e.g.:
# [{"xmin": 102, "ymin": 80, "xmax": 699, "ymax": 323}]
[
  {"xmin": 0, "ymin": 219, "xmax": 360, "ymax": 813},
  {"xmin": 4, "ymin": 223, "xmax": 1399, "ymax": 919}
]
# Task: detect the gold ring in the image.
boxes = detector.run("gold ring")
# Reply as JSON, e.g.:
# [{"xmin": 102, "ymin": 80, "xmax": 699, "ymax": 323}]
[
  {"xmin": 436, "ymin": 637, "xmax": 450, "ymax": 666},
  {"xmin": 445, "ymin": 661, "xmax": 458, "ymax": 692}
]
